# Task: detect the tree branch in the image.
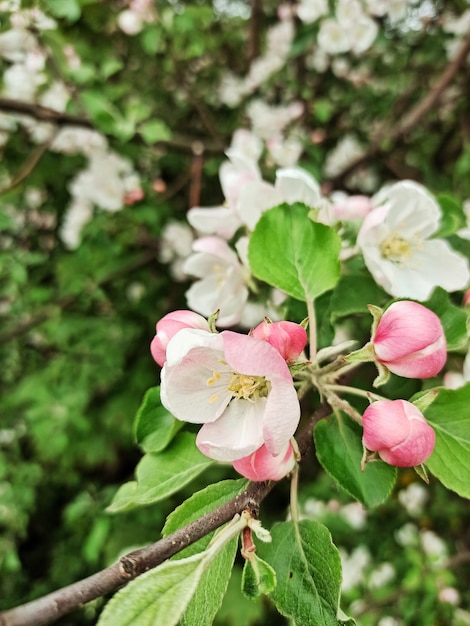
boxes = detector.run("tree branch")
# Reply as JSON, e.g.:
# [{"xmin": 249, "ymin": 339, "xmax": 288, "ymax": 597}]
[
  {"xmin": 329, "ymin": 29, "xmax": 470, "ymax": 187},
  {"xmin": 0, "ymin": 403, "xmax": 331, "ymax": 626}
]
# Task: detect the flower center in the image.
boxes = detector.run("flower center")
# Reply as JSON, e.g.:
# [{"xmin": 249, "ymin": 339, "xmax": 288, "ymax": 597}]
[
  {"xmin": 227, "ymin": 373, "xmax": 270, "ymax": 401},
  {"xmin": 380, "ymin": 233, "xmax": 413, "ymax": 264}
]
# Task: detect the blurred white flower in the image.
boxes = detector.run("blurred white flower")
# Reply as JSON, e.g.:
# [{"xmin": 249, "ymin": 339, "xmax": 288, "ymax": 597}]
[
  {"xmin": 3, "ymin": 62, "xmax": 44, "ymax": 100},
  {"xmin": 318, "ymin": 19, "xmax": 351, "ymax": 55},
  {"xmin": 158, "ymin": 221, "xmax": 194, "ymax": 264},
  {"xmin": 324, "ymin": 135, "xmax": 365, "ymax": 178},
  {"xmin": 296, "ymin": 0, "xmax": 328, "ymax": 24},
  {"xmin": 184, "ymin": 236, "xmax": 249, "ymax": 327},
  {"xmin": 439, "ymin": 587, "xmax": 460, "ymax": 605},
  {"xmin": 377, "ymin": 618, "xmax": 403, "ymax": 626},
  {"xmin": 340, "ymin": 546, "xmax": 371, "ymax": 592},
  {"xmin": 59, "ymin": 200, "xmax": 93, "ymax": 250},
  {"xmin": 398, "ymin": 482, "xmax": 429, "ymax": 517},
  {"xmin": 118, "ymin": 9, "xmax": 143, "ymax": 35},
  {"xmin": 340, "ymin": 502, "xmax": 367, "ymax": 529},
  {"xmin": 368, "ymin": 562, "xmax": 395, "ymax": 589},
  {"xmin": 395, "ymin": 522, "xmax": 419, "ymax": 547},
  {"xmin": 266, "ymin": 134, "xmax": 303, "ymax": 167},
  {"xmin": 420, "ymin": 530, "xmax": 447, "ymax": 564}
]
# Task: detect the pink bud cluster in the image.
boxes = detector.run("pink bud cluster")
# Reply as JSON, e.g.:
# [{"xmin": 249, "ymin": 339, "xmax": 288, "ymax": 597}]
[{"xmin": 151, "ymin": 311, "xmax": 307, "ymax": 481}]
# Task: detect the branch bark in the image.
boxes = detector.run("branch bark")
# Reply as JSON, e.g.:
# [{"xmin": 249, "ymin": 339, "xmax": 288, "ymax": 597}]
[
  {"xmin": 0, "ymin": 403, "xmax": 330, "ymax": 626},
  {"xmin": 329, "ymin": 29, "xmax": 470, "ymax": 186}
]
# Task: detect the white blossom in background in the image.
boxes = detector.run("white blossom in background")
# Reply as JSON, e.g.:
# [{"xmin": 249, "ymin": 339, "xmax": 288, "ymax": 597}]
[
  {"xmin": 219, "ymin": 20, "xmax": 294, "ymax": 107},
  {"xmin": 0, "ymin": 27, "xmax": 36, "ymax": 62},
  {"xmin": 395, "ymin": 522, "xmax": 419, "ymax": 547},
  {"xmin": 2, "ymin": 62, "xmax": 44, "ymax": 100},
  {"xmin": 377, "ymin": 618, "xmax": 403, "ymax": 626},
  {"xmin": 246, "ymin": 100, "xmax": 303, "ymax": 140},
  {"xmin": 398, "ymin": 482, "xmax": 429, "ymax": 517},
  {"xmin": 323, "ymin": 135, "xmax": 365, "ymax": 178},
  {"xmin": 158, "ymin": 221, "xmax": 195, "ymax": 282},
  {"xmin": 420, "ymin": 530, "xmax": 448, "ymax": 565},
  {"xmin": 183, "ymin": 236, "xmax": 249, "ymax": 327},
  {"xmin": 59, "ymin": 200, "xmax": 94, "ymax": 250},
  {"xmin": 51, "ymin": 128, "xmax": 108, "ymax": 156},
  {"xmin": 368, "ymin": 562, "xmax": 395, "ymax": 589},
  {"xmin": 296, "ymin": 0, "xmax": 328, "ymax": 24},
  {"xmin": 357, "ymin": 180, "xmax": 470, "ymax": 300},
  {"xmin": 340, "ymin": 546, "xmax": 371, "ymax": 592},
  {"xmin": 266, "ymin": 134, "xmax": 303, "ymax": 167},
  {"xmin": 318, "ymin": 19, "xmax": 351, "ymax": 55}
]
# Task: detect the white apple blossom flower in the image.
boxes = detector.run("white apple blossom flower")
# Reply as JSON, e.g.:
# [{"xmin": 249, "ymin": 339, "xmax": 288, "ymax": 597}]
[
  {"xmin": 340, "ymin": 546, "xmax": 371, "ymax": 592},
  {"xmin": 183, "ymin": 236, "xmax": 249, "ymax": 327},
  {"xmin": 318, "ymin": 19, "xmax": 351, "ymax": 55},
  {"xmin": 296, "ymin": 0, "xmax": 329, "ymax": 24},
  {"xmin": 160, "ymin": 328, "xmax": 300, "ymax": 461},
  {"xmin": 59, "ymin": 200, "xmax": 94, "ymax": 250},
  {"xmin": 357, "ymin": 180, "xmax": 470, "ymax": 300},
  {"xmin": 398, "ymin": 482, "xmax": 429, "ymax": 517}
]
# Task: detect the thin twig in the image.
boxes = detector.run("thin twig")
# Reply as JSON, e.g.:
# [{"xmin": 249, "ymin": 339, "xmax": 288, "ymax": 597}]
[
  {"xmin": 0, "ymin": 403, "xmax": 330, "ymax": 626},
  {"xmin": 330, "ymin": 29, "xmax": 470, "ymax": 186}
]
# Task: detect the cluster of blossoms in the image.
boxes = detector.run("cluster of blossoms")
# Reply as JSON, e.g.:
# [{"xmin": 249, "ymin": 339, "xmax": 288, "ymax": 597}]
[
  {"xmin": 150, "ymin": 298, "xmax": 449, "ymax": 481},
  {"xmin": 151, "ymin": 311, "xmax": 308, "ymax": 481},
  {"xmin": 164, "ymin": 127, "xmax": 470, "ymax": 331}
]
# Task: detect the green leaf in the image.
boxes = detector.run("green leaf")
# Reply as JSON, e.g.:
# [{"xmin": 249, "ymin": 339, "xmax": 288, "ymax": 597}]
[
  {"xmin": 314, "ymin": 413, "xmax": 397, "ymax": 508},
  {"xmin": 98, "ymin": 512, "xmax": 246, "ymax": 626},
  {"xmin": 164, "ymin": 480, "xmax": 248, "ymax": 626},
  {"xmin": 106, "ymin": 433, "xmax": 213, "ymax": 512},
  {"xmin": 424, "ymin": 288, "xmax": 468, "ymax": 351},
  {"xmin": 97, "ymin": 550, "xmax": 213, "ymax": 626},
  {"xmin": 242, "ymin": 553, "xmax": 277, "ymax": 598},
  {"xmin": 248, "ymin": 203, "xmax": 341, "ymax": 302},
  {"xmin": 424, "ymin": 384, "xmax": 470, "ymax": 498},
  {"xmin": 330, "ymin": 274, "xmax": 388, "ymax": 322},
  {"xmin": 434, "ymin": 194, "xmax": 466, "ymax": 238},
  {"xmin": 139, "ymin": 119, "xmax": 172, "ymax": 144},
  {"xmin": 43, "ymin": 0, "xmax": 81, "ymax": 21},
  {"xmin": 181, "ymin": 539, "xmax": 238, "ymax": 626},
  {"xmin": 257, "ymin": 520, "xmax": 346, "ymax": 626},
  {"xmin": 163, "ymin": 479, "xmax": 248, "ymax": 540},
  {"xmin": 134, "ymin": 387, "xmax": 182, "ymax": 453}
]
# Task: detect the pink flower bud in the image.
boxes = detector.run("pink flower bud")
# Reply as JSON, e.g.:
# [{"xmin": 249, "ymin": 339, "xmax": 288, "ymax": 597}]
[
  {"xmin": 251, "ymin": 320, "xmax": 307, "ymax": 363},
  {"xmin": 362, "ymin": 399, "xmax": 436, "ymax": 467},
  {"xmin": 150, "ymin": 310, "xmax": 210, "ymax": 366},
  {"xmin": 373, "ymin": 301, "xmax": 446, "ymax": 378},
  {"xmin": 463, "ymin": 289, "xmax": 470, "ymax": 307},
  {"xmin": 232, "ymin": 442, "xmax": 295, "ymax": 481}
]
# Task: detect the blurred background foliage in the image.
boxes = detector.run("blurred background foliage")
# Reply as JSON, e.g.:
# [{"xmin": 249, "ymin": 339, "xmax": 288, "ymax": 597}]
[{"xmin": 1, "ymin": 0, "xmax": 470, "ymax": 624}]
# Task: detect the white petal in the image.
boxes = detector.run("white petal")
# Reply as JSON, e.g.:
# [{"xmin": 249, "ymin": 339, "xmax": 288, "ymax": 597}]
[
  {"xmin": 275, "ymin": 167, "xmax": 322, "ymax": 207},
  {"xmin": 187, "ymin": 206, "xmax": 241, "ymax": 239},
  {"xmin": 236, "ymin": 180, "xmax": 281, "ymax": 230},
  {"xmin": 384, "ymin": 181, "xmax": 440, "ymax": 239},
  {"xmin": 196, "ymin": 398, "xmax": 266, "ymax": 461}
]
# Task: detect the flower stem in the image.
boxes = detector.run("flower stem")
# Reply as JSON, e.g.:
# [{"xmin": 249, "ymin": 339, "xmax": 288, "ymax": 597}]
[
  {"xmin": 290, "ymin": 466, "xmax": 300, "ymax": 524},
  {"xmin": 323, "ymin": 384, "xmax": 388, "ymax": 403},
  {"xmin": 306, "ymin": 297, "xmax": 317, "ymax": 359}
]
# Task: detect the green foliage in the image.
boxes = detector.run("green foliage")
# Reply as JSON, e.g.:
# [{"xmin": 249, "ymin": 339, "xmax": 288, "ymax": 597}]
[
  {"xmin": 314, "ymin": 413, "xmax": 397, "ymax": 508},
  {"xmin": 134, "ymin": 387, "xmax": 183, "ymax": 453},
  {"xmin": 249, "ymin": 203, "xmax": 341, "ymax": 302},
  {"xmin": 241, "ymin": 553, "xmax": 277, "ymax": 599},
  {"xmin": 425, "ymin": 384, "xmax": 470, "ymax": 498},
  {"xmin": 258, "ymin": 520, "xmax": 350, "ymax": 626},
  {"xmin": 107, "ymin": 433, "xmax": 214, "ymax": 513}
]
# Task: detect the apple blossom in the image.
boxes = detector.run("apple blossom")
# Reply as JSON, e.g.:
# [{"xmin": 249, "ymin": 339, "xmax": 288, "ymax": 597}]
[
  {"xmin": 372, "ymin": 301, "xmax": 446, "ymax": 378},
  {"xmin": 357, "ymin": 180, "xmax": 470, "ymax": 301},
  {"xmin": 362, "ymin": 399, "xmax": 436, "ymax": 467},
  {"xmin": 150, "ymin": 310, "xmax": 211, "ymax": 367},
  {"xmin": 183, "ymin": 236, "xmax": 249, "ymax": 327},
  {"xmin": 160, "ymin": 328, "xmax": 300, "ymax": 462},
  {"xmin": 232, "ymin": 442, "xmax": 295, "ymax": 481},
  {"xmin": 251, "ymin": 320, "xmax": 307, "ymax": 363}
]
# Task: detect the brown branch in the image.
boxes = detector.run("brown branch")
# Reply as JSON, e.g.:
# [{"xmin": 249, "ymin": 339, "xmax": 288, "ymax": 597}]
[
  {"xmin": 0, "ymin": 403, "xmax": 331, "ymax": 626},
  {"xmin": 248, "ymin": 0, "xmax": 263, "ymax": 61},
  {"xmin": 329, "ymin": 29, "xmax": 470, "ymax": 186},
  {"xmin": 0, "ymin": 98, "xmax": 93, "ymax": 128},
  {"xmin": 0, "ymin": 132, "xmax": 58, "ymax": 195}
]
